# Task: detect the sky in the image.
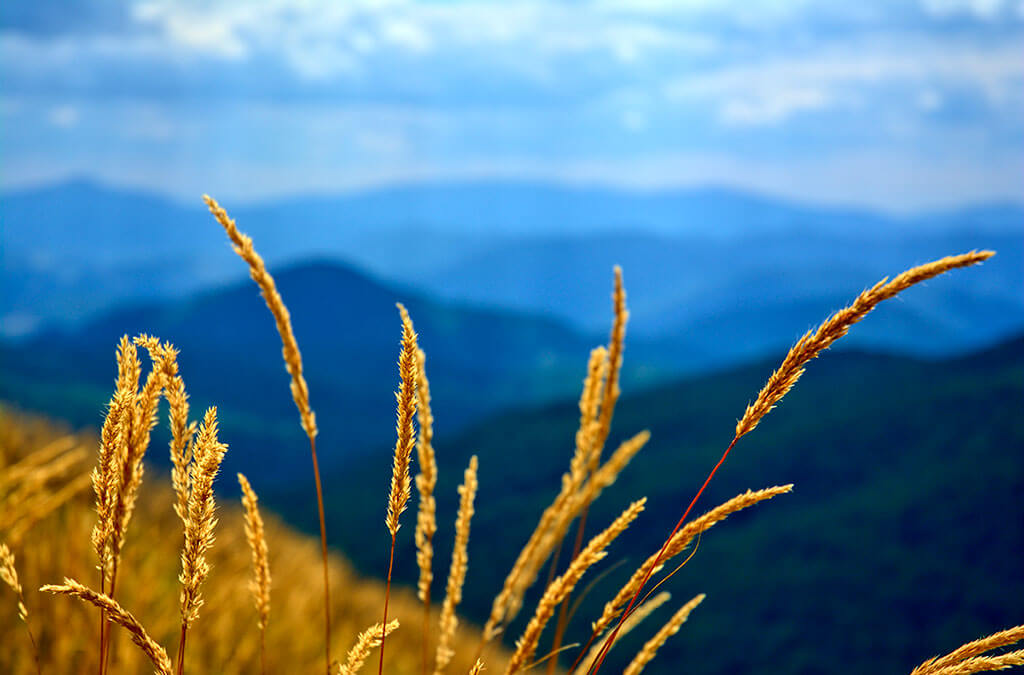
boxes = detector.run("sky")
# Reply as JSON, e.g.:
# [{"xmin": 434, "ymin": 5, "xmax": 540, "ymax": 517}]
[{"xmin": 1, "ymin": 0, "xmax": 1022, "ymax": 212}]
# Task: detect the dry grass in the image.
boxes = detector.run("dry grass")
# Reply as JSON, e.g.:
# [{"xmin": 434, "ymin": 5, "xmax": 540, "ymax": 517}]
[
  {"xmin": 620, "ymin": 594, "xmax": 705, "ymax": 675},
  {"xmin": 0, "ymin": 407, "xmax": 501, "ymax": 675},
  {"xmin": 414, "ymin": 348, "xmax": 439, "ymax": 675},
  {"xmin": 204, "ymin": 193, "xmax": 333, "ymax": 672},
  {"xmin": 505, "ymin": 498, "xmax": 647, "ymax": 675},
  {"xmin": 42, "ymin": 577, "xmax": 173, "ymax": 675},
  {"xmin": 339, "ymin": 620, "xmax": 400, "ymax": 675},
  {"xmin": 590, "ymin": 485, "xmax": 793, "ymax": 640},
  {"xmin": 237, "ymin": 472, "xmax": 271, "ymax": 673},
  {"xmin": 911, "ymin": 626, "xmax": 1024, "ymax": 675},
  {"xmin": 0, "ymin": 194, "xmax": 1016, "ymax": 675},
  {"xmin": 434, "ymin": 455, "xmax": 478, "ymax": 674}
]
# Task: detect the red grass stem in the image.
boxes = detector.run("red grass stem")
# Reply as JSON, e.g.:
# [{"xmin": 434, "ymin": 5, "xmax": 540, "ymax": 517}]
[
  {"xmin": 309, "ymin": 437, "xmax": 332, "ymax": 675},
  {"xmin": 379, "ymin": 532, "xmax": 397, "ymax": 675},
  {"xmin": 588, "ymin": 435, "xmax": 739, "ymax": 675}
]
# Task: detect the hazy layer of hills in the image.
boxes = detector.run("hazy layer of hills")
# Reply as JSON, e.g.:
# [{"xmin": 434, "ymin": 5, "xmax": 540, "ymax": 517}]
[
  {"xmin": 270, "ymin": 335, "xmax": 1024, "ymax": 675},
  {"xmin": 4, "ymin": 180, "xmax": 1021, "ymax": 368},
  {"xmin": 4, "ymin": 188, "xmax": 1019, "ymax": 671},
  {"xmin": 0, "ymin": 260, "xmax": 595, "ymax": 483}
]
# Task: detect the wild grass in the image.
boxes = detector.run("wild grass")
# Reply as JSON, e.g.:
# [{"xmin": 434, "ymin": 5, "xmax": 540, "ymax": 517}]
[
  {"xmin": 0, "ymin": 195, "xmax": 1018, "ymax": 674},
  {"xmin": 0, "ymin": 407, "xmax": 496, "ymax": 674}
]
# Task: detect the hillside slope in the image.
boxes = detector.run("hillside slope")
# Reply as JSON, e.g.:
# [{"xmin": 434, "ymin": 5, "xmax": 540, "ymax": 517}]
[
  {"xmin": 278, "ymin": 336, "xmax": 1024, "ymax": 675},
  {"xmin": 0, "ymin": 260, "xmax": 595, "ymax": 484},
  {"xmin": 0, "ymin": 407, "xmax": 507, "ymax": 674}
]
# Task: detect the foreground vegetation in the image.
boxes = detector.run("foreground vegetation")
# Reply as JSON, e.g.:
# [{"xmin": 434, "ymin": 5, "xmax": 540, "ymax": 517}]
[
  {"xmin": 1, "ymin": 196, "xmax": 1020, "ymax": 674},
  {"xmin": 0, "ymin": 407, "xmax": 498, "ymax": 674}
]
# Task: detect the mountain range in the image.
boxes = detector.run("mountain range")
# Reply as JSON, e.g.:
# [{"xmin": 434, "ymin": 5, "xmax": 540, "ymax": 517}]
[
  {"xmin": 0, "ymin": 259, "xmax": 602, "ymax": 483},
  {"xmin": 268, "ymin": 334, "xmax": 1024, "ymax": 675},
  {"xmin": 3, "ymin": 180, "xmax": 1021, "ymax": 367}
]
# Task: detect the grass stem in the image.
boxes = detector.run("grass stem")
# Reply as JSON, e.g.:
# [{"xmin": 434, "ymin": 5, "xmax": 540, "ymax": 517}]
[
  {"xmin": 379, "ymin": 533, "xmax": 397, "ymax": 675},
  {"xmin": 588, "ymin": 436, "xmax": 738, "ymax": 674},
  {"xmin": 309, "ymin": 436, "xmax": 332, "ymax": 675}
]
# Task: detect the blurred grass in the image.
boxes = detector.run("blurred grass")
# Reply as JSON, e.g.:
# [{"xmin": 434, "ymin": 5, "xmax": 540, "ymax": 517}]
[{"xmin": 0, "ymin": 405, "xmax": 508, "ymax": 674}]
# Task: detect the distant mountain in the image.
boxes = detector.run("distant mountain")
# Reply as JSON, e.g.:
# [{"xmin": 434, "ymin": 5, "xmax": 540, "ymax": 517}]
[
  {"xmin": 0, "ymin": 259, "xmax": 596, "ymax": 484},
  {"xmin": 3, "ymin": 179, "xmax": 1021, "ymax": 365},
  {"xmin": 273, "ymin": 335, "xmax": 1024, "ymax": 675}
]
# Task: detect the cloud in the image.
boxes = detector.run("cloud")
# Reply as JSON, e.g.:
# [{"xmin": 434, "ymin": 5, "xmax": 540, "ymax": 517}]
[
  {"xmin": 47, "ymin": 104, "xmax": 79, "ymax": 128},
  {"xmin": 920, "ymin": 0, "xmax": 1010, "ymax": 19},
  {"xmin": 664, "ymin": 37, "xmax": 1024, "ymax": 125},
  {"xmin": 0, "ymin": 0, "xmax": 1021, "ymax": 211},
  {"xmin": 719, "ymin": 89, "xmax": 831, "ymax": 126}
]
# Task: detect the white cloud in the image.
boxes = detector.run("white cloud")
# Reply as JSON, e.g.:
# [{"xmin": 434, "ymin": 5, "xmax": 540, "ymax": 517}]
[
  {"xmin": 920, "ymin": 0, "xmax": 1008, "ymax": 19},
  {"xmin": 917, "ymin": 89, "xmax": 944, "ymax": 111},
  {"xmin": 622, "ymin": 109, "xmax": 648, "ymax": 132},
  {"xmin": 133, "ymin": 2, "xmax": 248, "ymax": 59},
  {"xmin": 380, "ymin": 18, "xmax": 432, "ymax": 52},
  {"xmin": 665, "ymin": 38, "xmax": 1024, "ymax": 124},
  {"xmin": 2, "ymin": 0, "xmax": 1022, "ymax": 213},
  {"xmin": 720, "ymin": 88, "xmax": 831, "ymax": 126},
  {"xmin": 48, "ymin": 104, "xmax": 79, "ymax": 128}
]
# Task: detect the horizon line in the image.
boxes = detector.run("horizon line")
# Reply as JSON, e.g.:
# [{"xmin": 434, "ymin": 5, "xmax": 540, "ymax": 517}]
[{"xmin": 3, "ymin": 172, "xmax": 1024, "ymax": 219}]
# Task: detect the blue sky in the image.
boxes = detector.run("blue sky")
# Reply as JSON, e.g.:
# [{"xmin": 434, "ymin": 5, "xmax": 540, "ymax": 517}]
[{"xmin": 1, "ymin": 0, "xmax": 1022, "ymax": 211}]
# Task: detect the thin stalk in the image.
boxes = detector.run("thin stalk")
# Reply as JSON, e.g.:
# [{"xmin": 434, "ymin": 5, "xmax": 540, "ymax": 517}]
[
  {"xmin": 422, "ymin": 592, "xmax": 431, "ymax": 675},
  {"xmin": 98, "ymin": 573, "xmax": 106, "ymax": 675},
  {"xmin": 26, "ymin": 619, "xmax": 41, "ymax": 675},
  {"xmin": 379, "ymin": 533, "xmax": 398, "ymax": 675},
  {"xmin": 174, "ymin": 623, "xmax": 187, "ymax": 675},
  {"xmin": 547, "ymin": 509, "xmax": 589, "ymax": 675},
  {"xmin": 569, "ymin": 629, "xmax": 598, "ymax": 673},
  {"xmin": 260, "ymin": 627, "xmax": 266, "ymax": 675},
  {"xmin": 101, "ymin": 565, "xmax": 122, "ymax": 674},
  {"xmin": 309, "ymin": 436, "xmax": 332, "ymax": 675},
  {"xmin": 588, "ymin": 436, "xmax": 738, "ymax": 675}
]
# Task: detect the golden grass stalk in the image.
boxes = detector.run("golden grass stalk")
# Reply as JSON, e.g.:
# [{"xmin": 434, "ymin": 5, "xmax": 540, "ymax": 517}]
[
  {"xmin": 480, "ymin": 430, "xmax": 648, "ymax": 649},
  {"xmin": 176, "ymin": 407, "xmax": 228, "ymax": 675},
  {"xmin": 380, "ymin": 303, "xmax": 420, "ymax": 675},
  {"xmin": 204, "ymin": 193, "xmax": 333, "ymax": 673},
  {"xmin": 592, "ymin": 485, "xmax": 791, "ymax": 638},
  {"xmin": 931, "ymin": 653, "xmax": 1024, "ymax": 675},
  {"xmin": 434, "ymin": 455, "xmax": 479, "ymax": 674},
  {"xmin": 566, "ymin": 431, "xmax": 649, "ymax": 535},
  {"xmin": 543, "ymin": 348, "xmax": 611, "ymax": 638},
  {"xmin": 1, "ymin": 542, "xmax": 41, "ymax": 674},
  {"xmin": 203, "ymin": 196, "xmax": 317, "ymax": 440},
  {"xmin": 7, "ymin": 472, "xmax": 92, "ymax": 546},
  {"xmin": 911, "ymin": 625, "xmax": 1024, "ymax": 675},
  {"xmin": 0, "ymin": 434, "xmax": 78, "ymax": 493},
  {"xmin": 140, "ymin": 338, "xmax": 193, "ymax": 522},
  {"xmin": 505, "ymin": 498, "xmax": 646, "ymax": 674},
  {"xmin": 481, "ymin": 283, "xmax": 624, "ymax": 653},
  {"xmin": 621, "ymin": 593, "xmax": 705, "ymax": 675},
  {"xmin": 1, "ymin": 445, "xmax": 87, "ymax": 521},
  {"xmin": 110, "ymin": 335, "xmax": 169, "ymax": 573},
  {"xmin": 43, "ymin": 577, "xmax": 172, "ymax": 675},
  {"xmin": 92, "ymin": 381, "xmax": 134, "ymax": 675},
  {"xmin": 338, "ymin": 620, "xmax": 400, "ymax": 675},
  {"xmin": 95, "ymin": 335, "xmax": 171, "ymax": 675},
  {"xmin": 591, "ymin": 266, "xmax": 628, "ymax": 462},
  {"xmin": 573, "ymin": 591, "xmax": 671, "ymax": 675},
  {"xmin": 589, "ymin": 251, "xmax": 994, "ymax": 675},
  {"xmin": 388, "ymin": 304, "xmax": 420, "ymax": 537},
  {"xmin": 468, "ymin": 660, "xmax": 485, "ymax": 674},
  {"xmin": 548, "ymin": 269, "xmax": 627, "ymax": 674},
  {"xmin": 574, "ymin": 346, "xmax": 610, "ymax": 486},
  {"xmin": 415, "ymin": 347, "xmax": 439, "ymax": 675},
  {"xmin": 238, "ymin": 472, "xmax": 272, "ymax": 675},
  {"xmin": 91, "ymin": 389, "xmax": 134, "ymax": 583},
  {"xmin": 735, "ymin": 250, "xmax": 994, "ymax": 438},
  {"xmin": 536, "ymin": 431, "xmax": 652, "ymax": 629}
]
